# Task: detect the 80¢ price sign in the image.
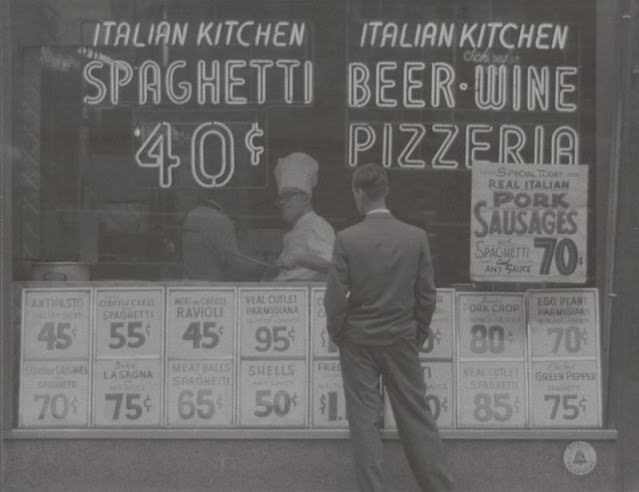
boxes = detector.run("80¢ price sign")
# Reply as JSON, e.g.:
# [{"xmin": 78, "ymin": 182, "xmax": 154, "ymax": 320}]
[
  {"xmin": 167, "ymin": 288, "xmax": 236, "ymax": 359},
  {"xmin": 239, "ymin": 288, "xmax": 308, "ymax": 358},
  {"xmin": 22, "ymin": 289, "xmax": 92, "ymax": 360}
]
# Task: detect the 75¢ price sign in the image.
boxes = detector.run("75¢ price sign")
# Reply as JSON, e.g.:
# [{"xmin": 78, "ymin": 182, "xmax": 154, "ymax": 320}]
[
  {"xmin": 239, "ymin": 360, "xmax": 307, "ymax": 427},
  {"xmin": 22, "ymin": 289, "xmax": 92, "ymax": 360},
  {"xmin": 95, "ymin": 288, "xmax": 164, "ymax": 358},
  {"xmin": 239, "ymin": 288, "xmax": 308, "ymax": 358},
  {"xmin": 94, "ymin": 359, "xmax": 162, "ymax": 426},
  {"xmin": 167, "ymin": 288, "xmax": 236, "ymax": 359}
]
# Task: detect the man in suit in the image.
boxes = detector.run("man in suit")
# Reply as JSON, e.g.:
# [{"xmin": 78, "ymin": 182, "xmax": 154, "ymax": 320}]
[{"xmin": 324, "ymin": 163, "xmax": 453, "ymax": 492}]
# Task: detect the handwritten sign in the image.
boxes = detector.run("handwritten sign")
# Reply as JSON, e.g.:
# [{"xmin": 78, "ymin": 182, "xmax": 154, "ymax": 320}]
[
  {"xmin": 20, "ymin": 361, "xmax": 90, "ymax": 427},
  {"xmin": 94, "ymin": 288, "xmax": 164, "ymax": 358},
  {"xmin": 239, "ymin": 288, "xmax": 308, "ymax": 358},
  {"xmin": 527, "ymin": 289, "xmax": 598, "ymax": 358},
  {"xmin": 311, "ymin": 288, "xmax": 339, "ymax": 357},
  {"xmin": 457, "ymin": 293, "xmax": 526, "ymax": 359},
  {"xmin": 94, "ymin": 359, "xmax": 162, "ymax": 427},
  {"xmin": 419, "ymin": 289, "xmax": 455, "ymax": 359},
  {"xmin": 384, "ymin": 361, "xmax": 454, "ymax": 429},
  {"xmin": 470, "ymin": 163, "xmax": 589, "ymax": 283},
  {"xmin": 457, "ymin": 361, "xmax": 527, "ymax": 428},
  {"xmin": 239, "ymin": 360, "xmax": 307, "ymax": 427},
  {"xmin": 311, "ymin": 359, "xmax": 347, "ymax": 428},
  {"xmin": 166, "ymin": 288, "xmax": 236, "ymax": 359},
  {"xmin": 166, "ymin": 359, "xmax": 234, "ymax": 427},
  {"xmin": 22, "ymin": 289, "xmax": 92, "ymax": 360},
  {"xmin": 530, "ymin": 359, "xmax": 600, "ymax": 427}
]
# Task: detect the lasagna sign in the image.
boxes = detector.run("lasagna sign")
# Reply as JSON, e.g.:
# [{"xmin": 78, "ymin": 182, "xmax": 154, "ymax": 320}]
[{"xmin": 470, "ymin": 162, "xmax": 588, "ymax": 283}]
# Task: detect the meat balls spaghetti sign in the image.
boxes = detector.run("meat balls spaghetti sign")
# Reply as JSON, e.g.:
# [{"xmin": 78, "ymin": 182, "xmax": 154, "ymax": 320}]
[{"xmin": 471, "ymin": 162, "xmax": 588, "ymax": 283}]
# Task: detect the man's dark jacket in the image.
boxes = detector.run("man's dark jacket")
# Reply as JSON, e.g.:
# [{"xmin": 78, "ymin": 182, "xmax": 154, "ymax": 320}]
[{"xmin": 324, "ymin": 212, "xmax": 436, "ymax": 346}]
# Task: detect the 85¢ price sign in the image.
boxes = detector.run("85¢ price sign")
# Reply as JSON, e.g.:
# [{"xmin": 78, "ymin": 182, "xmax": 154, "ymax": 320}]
[
  {"xmin": 239, "ymin": 360, "xmax": 307, "ymax": 427},
  {"xmin": 167, "ymin": 288, "xmax": 236, "ymax": 359},
  {"xmin": 239, "ymin": 288, "xmax": 308, "ymax": 358},
  {"xmin": 457, "ymin": 293, "xmax": 525, "ymax": 359},
  {"xmin": 22, "ymin": 289, "xmax": 92, "ymax": 360},
  {"xmin": 95, "ymin": 288, "xmax": 164, "ymax": 358},
  {"xmin": 20, "ymin": 361, "xmax": 90, "ymax": 427},
  {"xmin": 94, "ymin": 359, "xmax": 162, "ymax": 426}
]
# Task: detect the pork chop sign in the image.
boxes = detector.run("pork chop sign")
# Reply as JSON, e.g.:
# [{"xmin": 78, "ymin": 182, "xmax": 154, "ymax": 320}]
[{"xmin": 470, "ymin": 162, "xmax": 588, "ymax": 283}]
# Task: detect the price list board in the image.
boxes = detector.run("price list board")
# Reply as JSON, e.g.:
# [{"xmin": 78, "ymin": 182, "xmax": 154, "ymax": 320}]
[
  {"xmin": 527, "ymin": 289, "xmax": 601, "ymax": 427},
  {"xmin": 20, "ymin": 289, "xmax": 92, "ymax": 427},
  {"xmin": 165, "ymin": 288, "xmax": 236, "ymax": 427},
  {"xmin": 238, "ymin": 287, "xmax": 308, "ymax": 427},
  {"xmin": 93, "ymin": 288, "xmax": 164, "ymax": 427},
  {"xmin": 456, "ymin": 293, "xmax": 528, "ymax": 428},
  {"xmin": 310, "ymin": 287, "xmax": 347, "ymax": 428}
]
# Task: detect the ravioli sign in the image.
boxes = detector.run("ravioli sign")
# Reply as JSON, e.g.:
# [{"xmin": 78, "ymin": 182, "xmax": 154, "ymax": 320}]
[{"xmin": 471, "ymin": 162, "xmax": 588, "ymax": 283}]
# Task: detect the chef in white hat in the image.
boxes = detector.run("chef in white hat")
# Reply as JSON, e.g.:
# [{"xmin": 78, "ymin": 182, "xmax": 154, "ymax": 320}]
[{"xmin": 272, "ymin": 152, "xmax": 335, "ymax": 282}]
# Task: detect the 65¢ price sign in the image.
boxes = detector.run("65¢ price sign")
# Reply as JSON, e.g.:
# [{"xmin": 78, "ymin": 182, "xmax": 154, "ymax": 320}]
[
  {"xmin": 239, "ymin": 288, "xmax": 308, "ymax": 358},
  {"xmin": 94, "ymin": 359, "xmax": 162, "ymax": 426},
  {"xmin": 22, "ymin": 289, "xmax": 92, "ymax": 360},
  {"xmin": 239, "ymin": 360, "xmax": 307, "ymax": 427},
  {"xmin": 95, "ymin": 288, "xmax": 164, "ymax": 358},
  {"xmin": 167, "ymin": 288, "xmax": 236, "ymax": 359}
]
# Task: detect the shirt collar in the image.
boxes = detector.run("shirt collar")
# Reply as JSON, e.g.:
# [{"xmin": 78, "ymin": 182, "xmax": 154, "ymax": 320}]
[{"xmin": 366, "ymin": 208, "xmax": 391, "ymax": 215}]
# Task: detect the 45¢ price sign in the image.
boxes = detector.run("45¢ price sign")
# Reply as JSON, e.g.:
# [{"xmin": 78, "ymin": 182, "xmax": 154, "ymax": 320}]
[
  {"xmin": 94, "ymin": 359, "xmax": 162, "ymax": 426},
  {"xmin": 167, "ymin": 288, "xmax": 236, "ymax": 359},
  {"xmin": 239, "ymin": 360, "xmax": 307, "ymax": 427},
  {"xmin": 22, "ymin": 289, "xmax": 91, "ymax": 360},
  {"xmin": 95, "ymin": 288, "xmax": 164, "ymax": 358},
  {"xmin": 239, "ymin": 288, "xmax": 308, "ymax": 358}
]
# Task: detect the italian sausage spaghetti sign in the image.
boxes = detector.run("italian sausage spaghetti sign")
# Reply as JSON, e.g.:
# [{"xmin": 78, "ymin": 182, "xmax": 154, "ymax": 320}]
[{"xmin": 471, "ymin": 162, "xmax": 588, "ymax": 283}]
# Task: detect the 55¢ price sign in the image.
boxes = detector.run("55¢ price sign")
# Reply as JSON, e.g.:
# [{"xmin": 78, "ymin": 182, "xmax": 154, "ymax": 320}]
[
  {"xmin": 95, "ymin": 288, "xmax": 164, "ymax": 358},
  {"xmin": 239, "ymin": 288, "xmax": 308, "ymax": 358},
  {"xmin": 167, "ymin": 288, "xmax": 236, "ymax": 359},
  {"xmin": 22, "ymin": 289, "xmax": 92, "ymax": 360},
  {"xmin": 94, "ymin": 359, "xmax": 162, "ymax": 426}
]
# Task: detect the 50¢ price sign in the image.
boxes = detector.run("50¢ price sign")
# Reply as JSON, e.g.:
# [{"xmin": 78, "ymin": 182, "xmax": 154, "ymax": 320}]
[
  {"xmin": 239, "ymin": 288, "xmax": 308, "ymax": 358},
  {"xmin": 94, "ymin": 359, "xmax": 162, "ymax": 426},
  {"xmin": 167, "ymin": 288, "xmax": 236, "ymax": 359},
  {"xmin": 419, "ymin": 290, "xmax": 455, "ymax": 360},
  {"xmin": 22, "ymin": 289, "xmax": 91, "ymax": 360},
  {"xmin": 457, "ymin": 293, "xmax": 526, "ymax": 359},
  {"xmin": 166, "ymin": 359, "xmax": 234, "ymax": 427},
  {"xmin": 20, "ymin": 361, "xmax": 90, "ymax": 427},
  {"xmin": 530, "ymin": 360, "xmax": 601, "ymax": 427},
  {"xmin": 311, "ymin": 288, "xmax": 339, "ymax": 357},
  {"xmin": 95, "ymin": 288, "xmax": 164, "ymax": 358},
  {"xmin": 458, "ymin": 361, "xmax": 527, "ymax": 428},
  {"xmin": 385, "ymin": 362, "xmax": 454, "ymax": 429},
  {"xmin": 312, "ymin": 360, "xmax": 347, "ymax": 428},
  {"xmin": 239, "ymin": 360, "xmax": 307, "ymax": 427}
]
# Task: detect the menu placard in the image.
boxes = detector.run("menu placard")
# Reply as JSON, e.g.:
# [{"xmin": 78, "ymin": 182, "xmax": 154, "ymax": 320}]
[
  {"xmin": 419, "ymin": 289, "xmax": 455, "ymax": 359},
  {"xmin": 311, "ymin": 288, "xmax": 339, "ymax": 357},
  {"xmin": 311, "ymin": 359, "xmax": 347, "ymax": 428}
]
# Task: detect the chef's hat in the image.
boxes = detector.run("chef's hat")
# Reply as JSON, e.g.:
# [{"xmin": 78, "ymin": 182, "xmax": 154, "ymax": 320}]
[{"xmin": 274, "ymin": 152, "xmax": 319, "ymax": 194}]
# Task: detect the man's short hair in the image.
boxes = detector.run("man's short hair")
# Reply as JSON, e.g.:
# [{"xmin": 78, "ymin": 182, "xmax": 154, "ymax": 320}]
[{"xmin": 352, "ymin": 163, "xmax": 389, "ymax": 200}]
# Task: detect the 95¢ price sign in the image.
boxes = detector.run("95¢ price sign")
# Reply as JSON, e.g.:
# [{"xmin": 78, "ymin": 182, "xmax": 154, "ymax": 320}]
[
  {"xmin": 311, "ymin": 288, "xmax": 339, "ymax": 357},
  {"xmin": 385, "ymin": 362, "xmax": 454, "ymax": 429},
  {"xmin": 94, "ymin": 359, "xmax": 162, "ymax": 426},
  {"xmin": 530, "ymin": 360, "xmax": 601, "ymax": 427},
  {"xmin": 22, "ymin": 289, "xmax": 91, "ymax": 360},
  {"xmin": 20, "ymin": 361, "xmax": 90, "ymax": 427},
  {"xmin": 239, "ymin": 288, "xmax": 308, "ymax": 358},
  {"xmin": 166, "ymin": 359, "xmax": 234, "ymax": 427},
  {"xmin": 166, "ymin": 288, "xmax": 236, "ymax": 359},
  {"xmin": 458, "ymin": 361, "xmax": 527, "ymax": 428},
  {"xmin": 419, "ymin": 290, "xmax": 455, "ymax": 359},
  {"xmin": 312, "ymin": 360, "xmax": 347, "ymax": 428},
  {"xmin": 527, "ymin": 290, "xmax": 599, "ymax": 358},
  {"xmin": 95, "ymin": 288, "xmax": 164, "ymax": 358},
  {"xmin": 239, "ymin": 360, "xmax": 307, "ymax": 427},
  {"xmin": 457, "ymin": 293, "xmax": 525, "ymax": 359}
]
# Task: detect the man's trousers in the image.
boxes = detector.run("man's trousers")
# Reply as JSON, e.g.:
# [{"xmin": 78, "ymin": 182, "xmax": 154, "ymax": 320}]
[{"xmin": 339, "ymin": 338, "xmax": 453, "ymax": 492}]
